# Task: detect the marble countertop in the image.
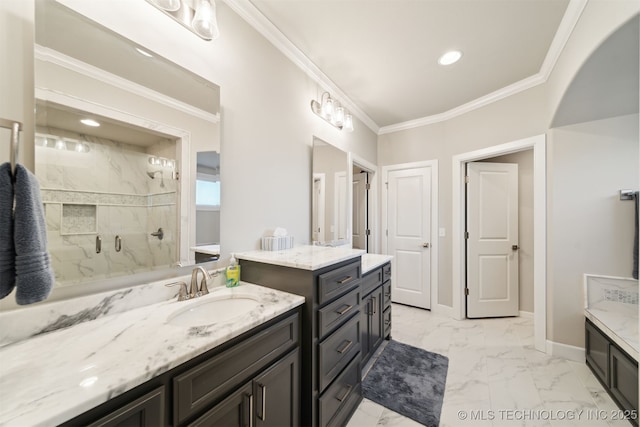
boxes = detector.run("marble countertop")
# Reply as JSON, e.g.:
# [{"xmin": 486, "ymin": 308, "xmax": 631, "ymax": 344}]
[
  {"xmin": 585, "ymin": 301, "xmax": 639, "ymax": 362},
  {"xmin": 191, "ymin": 244, "xmax": 221, "ymax": 255},
  {"xmin": 0, "ymin": 283, "xmax": 304, "ymax": 427},
  {"xmin": 361, "ymin": 253, "xmax": 393, "ymax": 274},
  {"xmin": 236, "ymin": 245, "xmax": 365, "ymax": 271}
]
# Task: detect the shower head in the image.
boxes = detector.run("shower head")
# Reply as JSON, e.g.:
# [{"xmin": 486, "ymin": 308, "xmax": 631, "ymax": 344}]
[{"xmin": 147, "ymin": 171, "xmax": 158, "ymax": 179}]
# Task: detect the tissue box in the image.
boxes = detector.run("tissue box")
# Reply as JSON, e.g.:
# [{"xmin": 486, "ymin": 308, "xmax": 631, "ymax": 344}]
[{"xmin": 261, "ymin": 236, "xmax": 294, "ymax": 251}]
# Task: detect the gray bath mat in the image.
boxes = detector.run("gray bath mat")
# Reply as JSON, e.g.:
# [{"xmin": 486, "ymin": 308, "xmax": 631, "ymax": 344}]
[{"xmin": 362, "ymin": 340, "xmax": 448, "ymax": 426}]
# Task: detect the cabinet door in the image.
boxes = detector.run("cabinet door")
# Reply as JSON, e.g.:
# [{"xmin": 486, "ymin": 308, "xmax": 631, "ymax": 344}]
[
  {"xmin": 610, "ymin": 346, "xmax": 639, "ymax": 413},
  {"xmin": 585, "ymin": 320, "xmax": 610, "ymax": 386},
  {"xmin": 88, "ymin": 387, "xmax": 164, "ymax": 427},
  {"xmin": 370, "ymin": 287, "xmax": 384, "ymax": 353},
  {"xmin": 254, "ymin": 348, "xmax": 300, "ymax": 427},
  {"xmin": 188, "ymin": 383, "xmax": 252, "ymax": 427}
]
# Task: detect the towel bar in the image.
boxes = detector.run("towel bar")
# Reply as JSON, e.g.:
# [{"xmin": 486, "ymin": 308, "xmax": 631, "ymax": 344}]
[
  {"xmin": 620, "ymin": 189, "xmax": 638, "ymax": 201},
  {"xmin": 0, "ymin": 118, "xmax": 22, "ymax": 179}
]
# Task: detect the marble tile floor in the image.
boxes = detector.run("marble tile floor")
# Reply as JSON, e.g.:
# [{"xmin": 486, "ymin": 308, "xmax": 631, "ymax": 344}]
[{"xmin": 347, "ymin": 303, "xmax": 633, "ymax": 427}]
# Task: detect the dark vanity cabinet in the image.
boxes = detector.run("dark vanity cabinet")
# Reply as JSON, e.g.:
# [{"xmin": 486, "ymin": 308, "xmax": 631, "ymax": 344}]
[
  {"xmin": 240, "ymin": 257, "xmax": 363, "ymax": 427},
  {"xmin": 61, "ymin": 309, "xmax": 301, "ymax": 427},
  {"xmin": 585, "ymin": 319, "xmax": 638, "ymax": 424},
  {"xmin": 360, "ymin": 262, "xmax": 392, "ymax": 366}
]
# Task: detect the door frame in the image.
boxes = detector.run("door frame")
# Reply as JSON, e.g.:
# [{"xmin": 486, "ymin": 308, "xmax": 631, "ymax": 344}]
[
  {"xmin": 382, "ymin": 160, "xmax": 439, "ymax": 311},
  {"xmin": 350, "ymin": 153, "xmax": 378, "ymax": 253},
  {"xmin": 452, "ymin": 134, "xmax": 546, "ymax": 352}
]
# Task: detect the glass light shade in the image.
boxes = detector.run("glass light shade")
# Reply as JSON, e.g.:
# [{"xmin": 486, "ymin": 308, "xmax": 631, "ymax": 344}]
[
  {"xmin": 334, "ymin": 106, "xmax": 345, "ymax": 127},
  {"xmin": 322, "ymin": 96, "xmax": 334, "ymax": 119},
  {"xmin": 192, "ymin": 0, "xmax": 220, "ymax": 40},
  {"xmin": 54, "ymin": 139, "xmax": 66, "ymax": 150},
  {"xmin": 153, "ymin": 0, "xmax": 181, "ymax": 12},
  {"xmin": 344, "ymin": 114, "xmax": 354, "ymax": 132}
]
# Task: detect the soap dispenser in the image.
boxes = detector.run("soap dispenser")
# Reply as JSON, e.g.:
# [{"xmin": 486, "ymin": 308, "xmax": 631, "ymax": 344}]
[{"xmin": 226, "ymin": 253, "xmax": 240, "ymax": 287}]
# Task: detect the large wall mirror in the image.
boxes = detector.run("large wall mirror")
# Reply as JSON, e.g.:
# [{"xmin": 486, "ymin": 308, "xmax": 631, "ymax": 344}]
[
  {"xmin": 34, "ymin": 0, "xmax": 220, "ymax": 292},
  {"xmin": 311, "ymin": 137, "xmax": 350, "ymax": 247}
]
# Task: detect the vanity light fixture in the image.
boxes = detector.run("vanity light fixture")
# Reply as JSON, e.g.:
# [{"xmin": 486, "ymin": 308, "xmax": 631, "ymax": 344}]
[
  {"xmin": 80, "ymin": 118, "xmax": 100, "ymax": 127},
  {"xmin": 147, "ymin": 0, "xmax": 220, "ymax": 41},
  {"xmin": 438, "ymin": 50, "xmax": 462, "ymax": 66},
  {"xmin": 310, "ymin": 92, "xmax": 354, "ymax": 132}
]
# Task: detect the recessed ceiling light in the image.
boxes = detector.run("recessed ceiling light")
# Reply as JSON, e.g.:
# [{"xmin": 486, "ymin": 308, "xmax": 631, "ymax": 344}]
[
  {"xmin": 80, "ymin": 119, "xmax": 100, "ymax": 127},
  {"xmin": 438, "ymin": 50, "xmax": 462, "ymax": 66},
  {"xmin": 135, "ymin": 47, "xmax": 153, "ymax": 58}
]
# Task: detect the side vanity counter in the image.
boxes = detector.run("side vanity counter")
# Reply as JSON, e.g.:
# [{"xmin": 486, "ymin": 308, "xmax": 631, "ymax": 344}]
[
  {"xmin": 0, "ymin": 282, "xmax": 304, "ymax": 427},
  {"xmin": 237, "ymin": 245, "xmax": 365, "ymax": 427}
]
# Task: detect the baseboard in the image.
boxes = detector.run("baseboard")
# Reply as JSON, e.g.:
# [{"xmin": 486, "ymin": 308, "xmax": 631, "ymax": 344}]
[
  {"xmin": 519, "ymin": 310, "xmax": 534, "ymax": 319},
  {"xmin": 546, "ymin": 340, "xmax": 585, "ymax": 362}
]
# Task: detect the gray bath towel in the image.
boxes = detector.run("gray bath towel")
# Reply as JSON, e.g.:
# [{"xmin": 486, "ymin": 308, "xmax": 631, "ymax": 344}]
[
  {"xmin": 13, "ymin": 164, "xmax": 54, "ymax": 305},
  {"xmin": 0, "ymin": 163, "xmax": 15, "ymax": 299}
]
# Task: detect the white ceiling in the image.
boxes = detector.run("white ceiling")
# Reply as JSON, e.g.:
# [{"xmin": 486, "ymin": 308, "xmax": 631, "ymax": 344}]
[{"xmin": 242, "ymin": 0, "xmax": 573, "ymax": 131}]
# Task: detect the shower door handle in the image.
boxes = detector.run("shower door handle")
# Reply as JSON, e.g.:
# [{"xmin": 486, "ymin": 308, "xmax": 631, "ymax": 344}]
[
  {"xmin": 96, "ymin": 235, "xmax": 102, "ymax": 254},
  {"xmin": 115, "ymin": 235, "xmax": 122, "ymax": 252}
]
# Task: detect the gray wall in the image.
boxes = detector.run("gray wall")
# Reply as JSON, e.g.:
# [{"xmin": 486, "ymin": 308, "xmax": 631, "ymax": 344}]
[
  {"xmin": 547, "ymin": 113, "xmax": 639, "ymax": 347},
  {"xmin": 196, "ymin": 210, "xmax": 220, "ymax": 245}
]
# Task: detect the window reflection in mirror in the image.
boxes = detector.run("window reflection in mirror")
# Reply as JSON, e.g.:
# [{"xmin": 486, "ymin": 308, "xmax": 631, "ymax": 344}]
[
  {"xmin": 35, "ymin": 100, "xmax": 179, "ymax": 286},
  {"xmin": 194, "ymin": 151, "xmax": 221, "ymax": 263},
  {"xmin": 311, "ymin": 138, "xmax": 349, "ymax": 247}
]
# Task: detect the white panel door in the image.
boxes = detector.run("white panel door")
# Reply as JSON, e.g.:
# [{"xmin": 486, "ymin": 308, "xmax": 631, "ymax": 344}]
[
  {"xmin": 335, "ymin": 172, "xmax": 348, "ymax": 241},
  {"xmin": 466, "ymin": 162, "xmax": 519, "ymax": 318},
  {"xmin": 352, "ymin": 172, "xmax": 367, "ymax": 250},
  {"xmin": 387, "ymin": 167, "xmax": 431, "ymax": 309}
]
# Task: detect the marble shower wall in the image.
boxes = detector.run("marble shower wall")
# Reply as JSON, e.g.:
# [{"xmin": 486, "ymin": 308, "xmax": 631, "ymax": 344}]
[{"xmin": 35, "ymin": 130, "xmax": 177, "ymax": 286}]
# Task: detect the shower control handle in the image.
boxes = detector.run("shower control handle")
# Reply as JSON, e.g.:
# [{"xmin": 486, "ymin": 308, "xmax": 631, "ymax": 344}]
[{"xmin": 150, "ymin": 228, "xmax": 164, "ymax": 240}]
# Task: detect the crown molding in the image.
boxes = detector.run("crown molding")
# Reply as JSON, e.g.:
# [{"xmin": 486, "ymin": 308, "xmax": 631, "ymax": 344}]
[
  {"xmin": 35, "ymin": 45, "xmax": 221, "ymax": 124},
  {"xmin": 222, "ymin": 0, "xmax": 380, "ymax": 133},
  {"xmin": 379, "ymin": 0, "xmax": 587, "ymax": 135}
]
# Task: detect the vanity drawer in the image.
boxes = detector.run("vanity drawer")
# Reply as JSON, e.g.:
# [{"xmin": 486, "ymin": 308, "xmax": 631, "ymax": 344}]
[
  {"xmin": 173, "ymin": 313, "xmax": 298, "ymax": 425},
  {"xmin": 318, "ymin": 262, "xmax": 361, "ymax": 305},
  {"xmin": 383, "ymin": 306, "xmax": 391, "ymax": 338},
  {"xmin": 318, "ymin": 313, "xmax": 361, "ymax": 392},
  {"xmin": 382, "ymin": 263, "xmax": 391, "ymax": 283},
  {"xmin": 318, "ymin": 355, "xmax": 361, "ymax": 427},
  {"xmin": 361, "ymin": 268, "xmax": 382, "ymax": 297},
  {"xmin": 318, "ymin": 287, "xmax": 360, "ymax": 339},
  {"xmin": 383, "ymin": 281, "xmax": 392, "ymax": 308}
]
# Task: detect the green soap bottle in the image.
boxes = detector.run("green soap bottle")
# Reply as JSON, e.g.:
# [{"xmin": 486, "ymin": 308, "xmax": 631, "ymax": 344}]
[{"xmin": 226, "ymin": 253, "xmax": 240, "ymax": 287}]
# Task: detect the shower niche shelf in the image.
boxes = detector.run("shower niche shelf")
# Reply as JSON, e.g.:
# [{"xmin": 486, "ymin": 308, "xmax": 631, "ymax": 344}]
[{"xmin": 61, "ymin": 204, "xmax": 97, "ymax": 235}]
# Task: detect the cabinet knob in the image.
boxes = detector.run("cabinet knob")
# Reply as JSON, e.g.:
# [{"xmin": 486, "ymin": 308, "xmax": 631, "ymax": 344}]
[{"xmin": 422, "ymin": 242, "xmax": 430, "ymax": 248}]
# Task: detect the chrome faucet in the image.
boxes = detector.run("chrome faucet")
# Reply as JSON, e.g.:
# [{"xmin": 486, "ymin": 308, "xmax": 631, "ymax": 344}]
[{"xmin": 190, "ymin": 266, "xmax": 212, "ymax": 298}]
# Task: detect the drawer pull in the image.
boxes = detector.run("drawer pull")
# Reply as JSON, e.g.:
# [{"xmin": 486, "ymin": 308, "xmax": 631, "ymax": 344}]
[
  {"xmin": 258, "ymin": 383, "xmax": 266, "ymax": 421},
  {"xmin": 337, "ymin": 275, "xmax": 353, "ymax": 284},
  {"xmin": 336, "ymin": 340, "xmax": 353, "ymax": 354},
  {"xmin": 372, "ymin": 296, "xmax": 377, "ymax": 314},
  {"xmin": 248, "ymin": 394, "xmax": 254, "ymax": 427},
  {"xmin": 336, "ymin": 304, "xmax": 353, "ymax": 315},
  {"xmin": 336, "ymin": 384, "xmax": 353, "ymax": 402}
]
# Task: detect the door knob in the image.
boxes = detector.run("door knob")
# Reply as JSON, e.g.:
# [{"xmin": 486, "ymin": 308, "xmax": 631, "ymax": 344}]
[
  {"xmin": 512, "ymin": 245, "xmax": 519, "ymax": 250},
  {"xmin": 422, "ymin": 243, "xmax": 430, "ymax": 248}
]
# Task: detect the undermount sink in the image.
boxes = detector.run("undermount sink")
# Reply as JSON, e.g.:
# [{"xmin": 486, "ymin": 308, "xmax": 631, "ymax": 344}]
[{"xmin": 167, "ymin": 295, "xmax": 261, "ymax": 327}]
